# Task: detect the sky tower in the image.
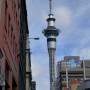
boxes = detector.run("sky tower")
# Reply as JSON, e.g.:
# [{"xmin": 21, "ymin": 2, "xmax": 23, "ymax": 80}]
[{"xmin": 43, "ymin": 0, "xmax": 60, "ymax": 90}]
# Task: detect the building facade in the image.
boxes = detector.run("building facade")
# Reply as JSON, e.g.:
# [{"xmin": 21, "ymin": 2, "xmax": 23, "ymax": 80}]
[
  {"xmin": 56, "ymin": 56, "xmax": 90, "ymax": 90},
  {"xmin": 19, "ymin": 0, "xmax": 31, "ymax": 90},
  {"xmin": 26, "ymin": 34, "xmax": 32, "ymax": 90},
  {"xmin": 0, "ymin": 0, "xmax": 33, "ymax": 90},
  {"xmin": 0, "ymin": 0, "xmax": 20, "ymax": 90}
]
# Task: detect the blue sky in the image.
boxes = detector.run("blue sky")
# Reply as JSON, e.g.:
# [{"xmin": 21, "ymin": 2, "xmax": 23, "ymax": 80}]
[{"xmin": 26, "ymin": 0, "xmax": 90, "ymax": 90}]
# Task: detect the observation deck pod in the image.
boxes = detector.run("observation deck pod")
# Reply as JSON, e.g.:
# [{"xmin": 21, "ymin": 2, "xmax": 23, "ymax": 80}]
[
  {"xmin": 43, "ymin": 14, "xmax": 60, "ymax": 37},
  {"xmin": 43, "ymin": 26, "xmax": 59, "ymax": 37},
  {"xmin": 42, "ymin": 14, "xmax": 60, "ymax": 50}
]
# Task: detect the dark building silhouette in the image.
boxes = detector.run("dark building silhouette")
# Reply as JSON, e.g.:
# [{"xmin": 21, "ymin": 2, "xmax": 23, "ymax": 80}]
[
  {"xmin": 19, "ymin": 0, "xmax": 29, "ymax": 90},
  {"xmin": 32, "ymin": 81, "xmax": 36, "ymax": 90}
]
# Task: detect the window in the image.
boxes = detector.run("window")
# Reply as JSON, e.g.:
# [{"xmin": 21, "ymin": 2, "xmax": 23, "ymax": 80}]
[
  {"xmin": 0, "ymin": 86, "xmax": 2, "ymax": 90},
  {"xmin": 11, "ymin": 25, "xmax": 13, "ymax": 32},
  {"xmin": 0, "ymin": 49, "xmax": 3, "ymax": 59},
  {"xmin": 5, "ymin": 0, "xmax": 8, "ymax": 8},
  {"xmin": 5, "ymin": 24, "xmax": 7, "ymax": 33},
  {"xmin": 9, "ymin": 14, "xmax": 10, "ymax": 21}
]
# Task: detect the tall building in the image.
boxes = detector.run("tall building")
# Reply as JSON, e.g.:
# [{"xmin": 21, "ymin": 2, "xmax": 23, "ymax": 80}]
[
  {"xmin": 32, "ymin": 81, "xmax": 36, "ymax": 90},
  {"xmin": 43, "ymin": 0, "xmax": 59, "ymax": 90},
  {"xmin": 0, "ymin": 0, "xmax": 20, "ymax": 90},
  {"xmin": 56, "ymin": 56, "xmax": 90, "ymax": 90}
]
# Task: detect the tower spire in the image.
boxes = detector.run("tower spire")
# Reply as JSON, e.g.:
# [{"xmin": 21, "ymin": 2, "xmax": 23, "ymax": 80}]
[{"xmin": 49, "ymin": 0, "xmax": 52, "ymax": 14}]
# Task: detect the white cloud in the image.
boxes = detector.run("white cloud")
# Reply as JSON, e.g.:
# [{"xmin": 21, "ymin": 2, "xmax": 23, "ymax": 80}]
[
  {"xmin": 31, "ymin": 53, "xmax": 50, "ymax": 90},
  {"xmin": 31, "ymin": 53, "xmax": 49, "ymax": 79},
  {"xmin": 75, "ymin": 3, "xmax": 90, "ymax": 18},
  {"xmin": 54, "ymin": 6, "xmax": 73, "ymax": 28},
  {"xmin": 37, "ymin": 80, "xmax": 50, "ymax": 90},
  {"xmin": 71, "ymin": 48, "xmax": 90, "ymax": 59},
  {"xmin": 31, "ymin": 62, "xmax": 43, "ymax": 78},
  {"xmin": 42, "ymin": 81, "xmax": 49, "ymax": 90},
  {"xmin": 80, "ymin": 33, "xmax": 90, "ymax": 47}
]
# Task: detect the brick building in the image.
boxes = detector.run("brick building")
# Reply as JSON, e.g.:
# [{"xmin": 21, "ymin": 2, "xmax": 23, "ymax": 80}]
[
  {"xmin": 0, "ymin": 0, "xmax": 33, "ymax": 90},
  {"xmin": 0, "ymin": 0, "xmax": 20, "ymax": 90}
]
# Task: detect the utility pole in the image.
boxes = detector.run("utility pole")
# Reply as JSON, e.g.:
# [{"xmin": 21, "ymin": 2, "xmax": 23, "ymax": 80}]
[
  {"xmin": 66, "ymin": 62, "xmax": 69, "ymax": 89},
  {"xmin": 83, "ymin": 57, "xmax": 86, "ymax": 80},
  {"xmin": 42, "ymin": 0, "xmax": 60, "ymax": 90}
]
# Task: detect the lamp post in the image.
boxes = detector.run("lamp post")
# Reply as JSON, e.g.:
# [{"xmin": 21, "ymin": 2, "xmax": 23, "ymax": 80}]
[
  {"xmin": 26, "ymin": 34, "xmax": 39, "ymax": 90},
  {"xmin": 26, "ymin": 34, "xmax": 39, "ymax": 49},
  {"xmin": 66, "ymin": 63, "xmax": 69, "ymax": 90},
  {"xmin": 29, "ymin": 37, "xmax": 39, "ymax": 40}
]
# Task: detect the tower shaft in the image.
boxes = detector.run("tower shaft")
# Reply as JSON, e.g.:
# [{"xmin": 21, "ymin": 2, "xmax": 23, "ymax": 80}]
[{"xmin": 48, "ymin": 49, "xmax": 55, "ymax": 90}]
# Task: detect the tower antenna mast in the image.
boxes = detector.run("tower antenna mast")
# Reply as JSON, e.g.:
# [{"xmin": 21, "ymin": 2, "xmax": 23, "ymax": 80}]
[{"xmin": 49, "ymin": 0, "xmax": 52, "ymax": 14}]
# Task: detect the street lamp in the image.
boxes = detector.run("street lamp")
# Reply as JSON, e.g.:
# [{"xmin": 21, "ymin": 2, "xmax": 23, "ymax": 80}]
[
  {"xmin": 26, "ymin": 35, "xmax": 39, "ymax": 52},
  {"xmin": 26, "ymin": 35, "xmax": 39, "ymax": 90},
  {"xmin": 29, "ymin": 37, "xmax": 39, "ymax": 40}
]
